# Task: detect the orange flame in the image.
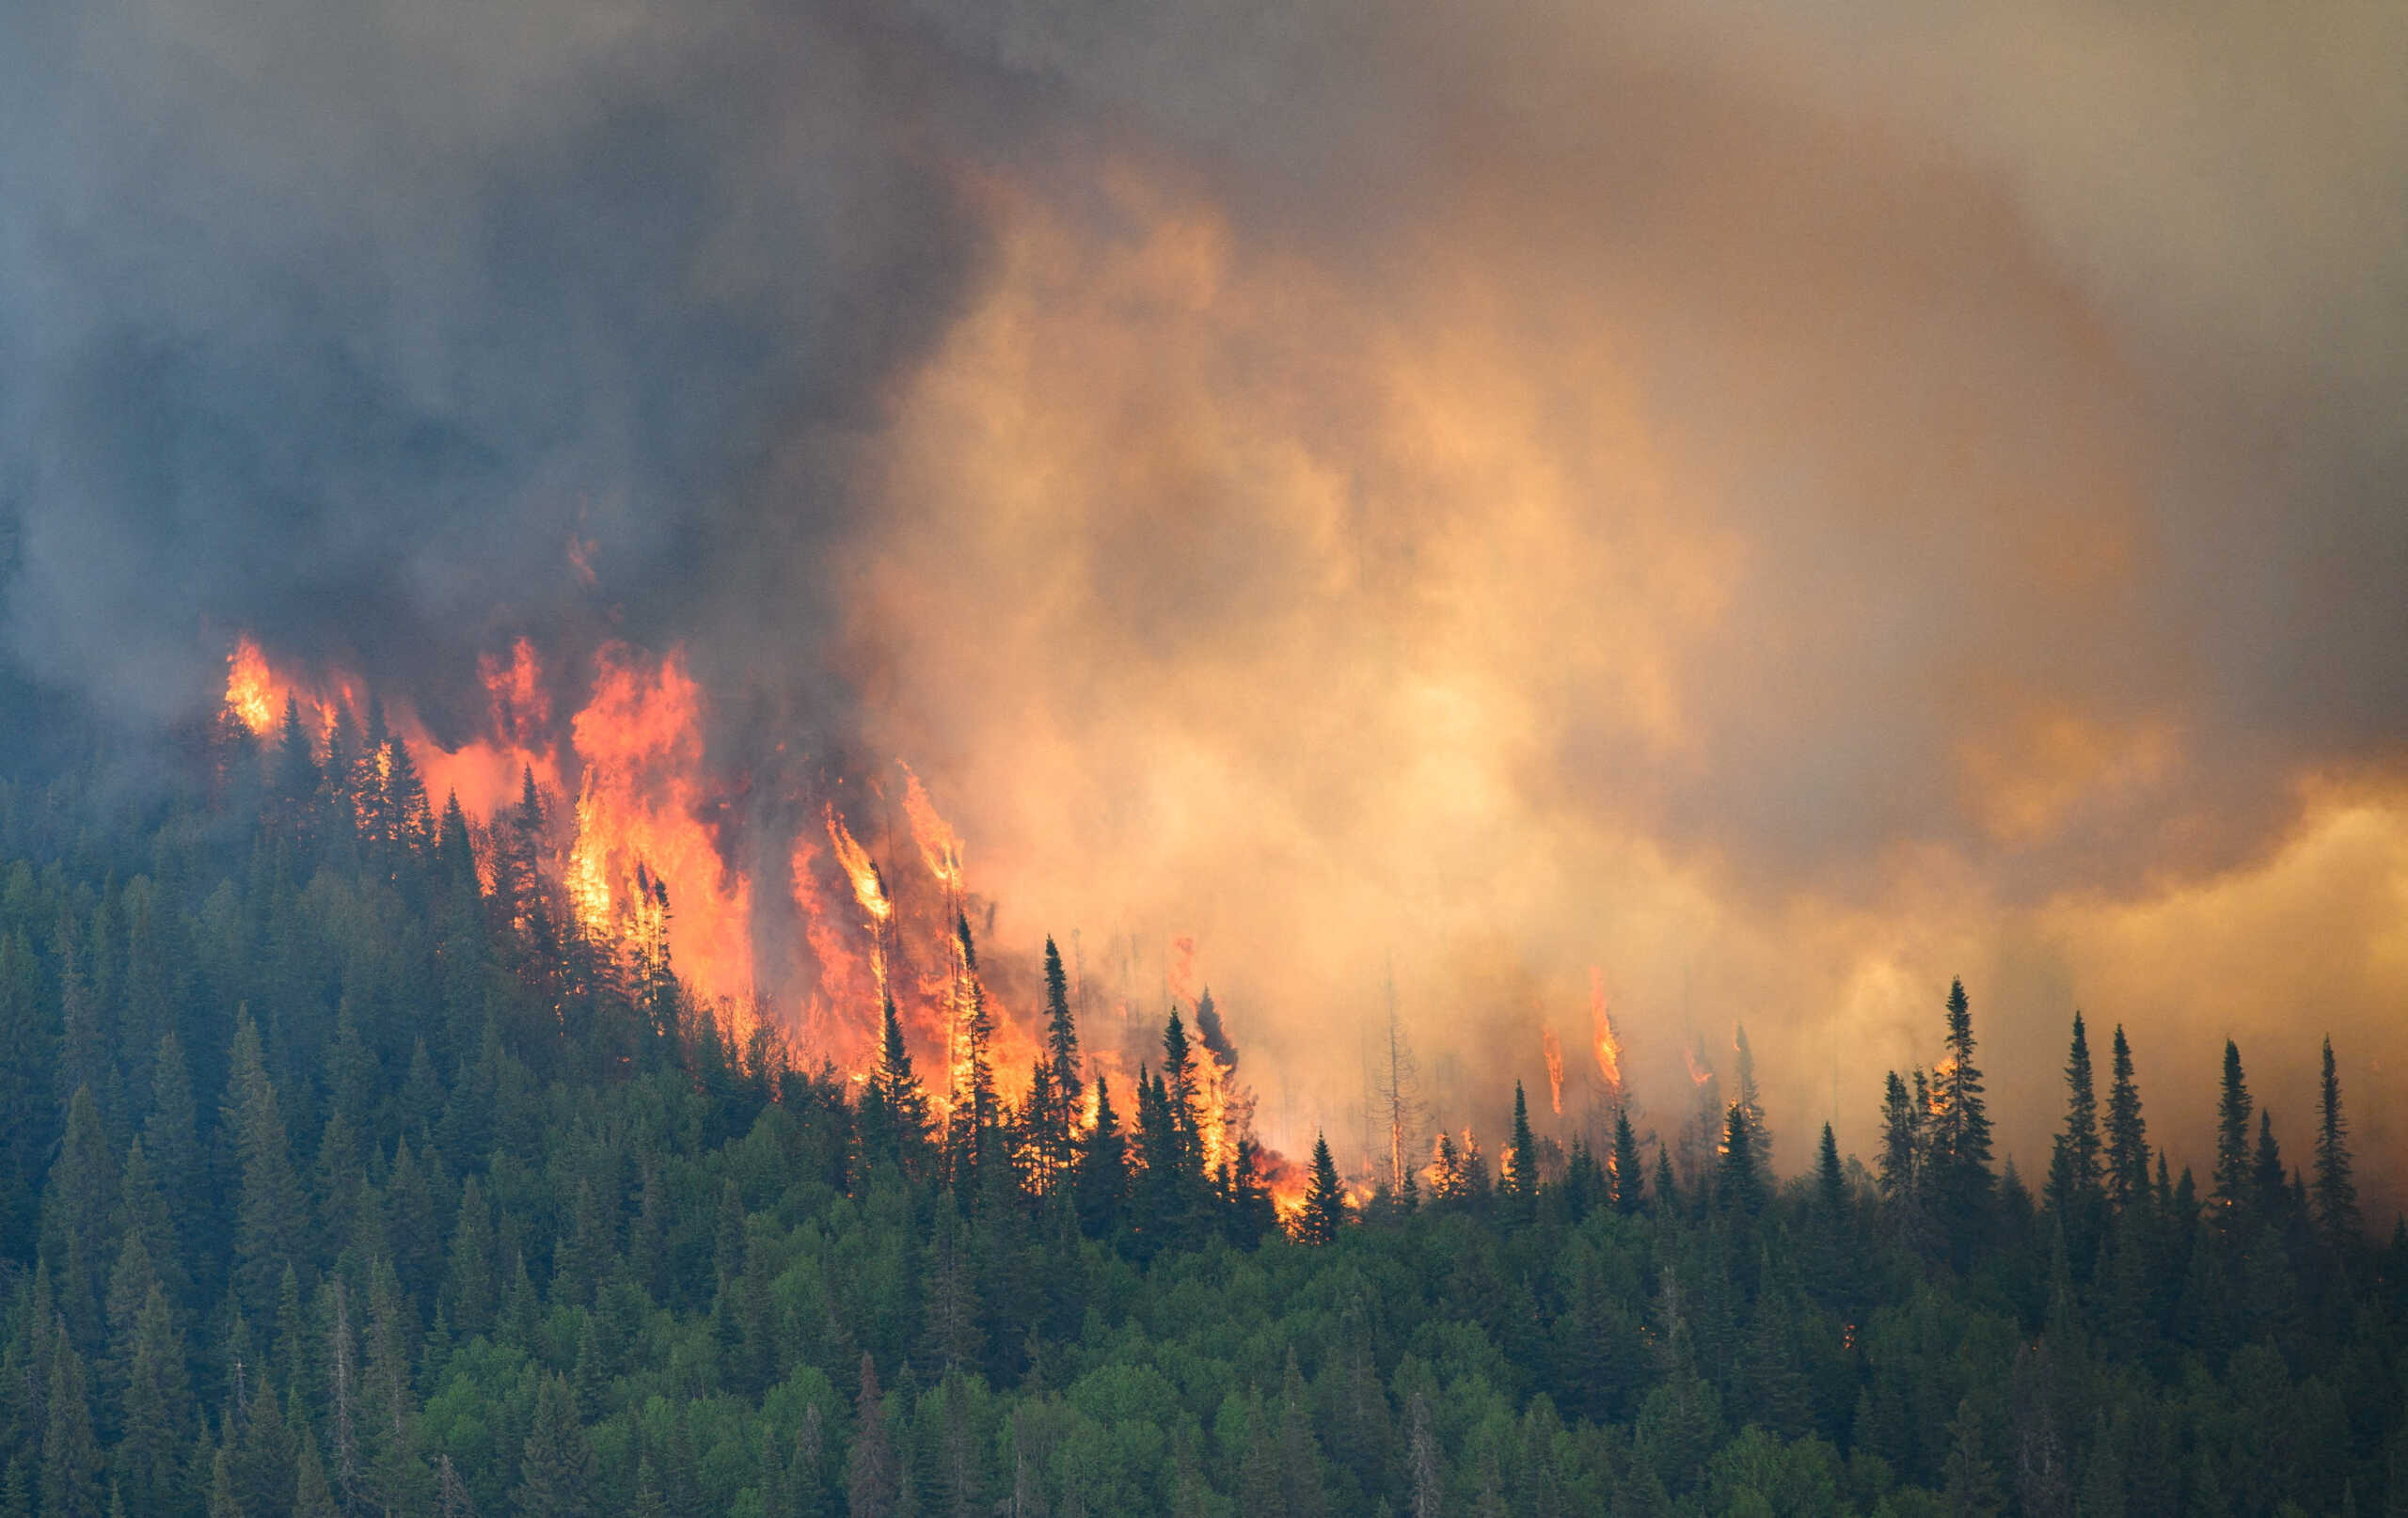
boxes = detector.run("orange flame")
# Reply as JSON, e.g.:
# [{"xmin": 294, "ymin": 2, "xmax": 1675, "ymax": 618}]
[
  {"xmin": 1684, "ymin": 1046, "xmax": 1714, "ymax": 1086},
  {"xmin": 898, "ymin": 762, "xmax": 964, "ymax": 896},
  {"xmin": 1589, "ymin": 966, "xmax": 1624, "ymax": 1097},
  {"xmin": 1542, "ymin": 1027, "xmax": 1564, "ymax": 1115},
  {"xmin": 225, "ymin": 637, "xmax": 279, "ymax": 735},
  {"xmin": 825, "ymin": 807, "xmax": 893, "ymax": 924},
  {"xmin": 564, "ymin": 643, "xmax": 754, "ymax": 1022}
]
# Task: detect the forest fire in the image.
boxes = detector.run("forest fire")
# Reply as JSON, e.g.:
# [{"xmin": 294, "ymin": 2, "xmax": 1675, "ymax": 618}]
[
  {"xmin": 1542, "ymin": 1027, "xmax": 1565, "ymax": 1115},
  {"xmin": 219, "ymin": 630, "xmax": 1266, "ymax": 1168}
]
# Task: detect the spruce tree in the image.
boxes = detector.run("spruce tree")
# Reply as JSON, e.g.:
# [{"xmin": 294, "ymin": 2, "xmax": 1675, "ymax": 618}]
[
  {"xmin": 1073, "ymin": 1074, "xmax": 1127, "ymax": 1241},
  {"xmin": 2312, "ymin": 1036, "xmax": 2361, "ymax": 1246},
  {"xmin": 1816, "ymin": 1122, "xmax": 1847, "ymax": 1220},
  {"xmin": 1927, "ymin": 979, "xmax": 1993, "ymax": 1257},
  {"xmin": 942, "ymin": 913, "xmax": 998, "ymax": 1185},
  {"xmin": 862, "ymin": 985, "xmax": 932, "ymax": 1168},
  {"xmin": 515, "ymin": 1374, "xmax": 597, "ymax": 1518},
  {"xmin": 224, "ymin": 1011, "xmax": 308, "ymax": 1324},
  {"xmin": 2045, "ymin": 1012, "xmax": 2106, "ymax": 1265},
  {"xmin": 847, "ymin": 1354, "xmax": 896, "ymax": 1518},
  {"xmin": 2103, "ymin": 1024, "xmax": 2149, "ymax": 1213},
  {"xmin": 2210, "ymin": 1040, "xmax": 2252, "ymax": 1225},
  {"xmin": 1506, "ymin": 1082, "xmax": 1541, "ymax": 1207},
  {"xmin": 40, "ymin": 1336, "xmax": 103, "ymax": 1518},
  {"xmin": 1612, "ymin": 1109, "xmax": 1644, "ymax": 1216},
  {"xmin": 1717, "ymin": 1102, "xmax": 1764, "ymax": 1214},
  {"xmin": 1298, "ymin": 1135, "xmax": 1347, "ymax": 1246},
  {"xmin": 1041, "ymin": 937, "xmax": 1083, "ymax": 1167}
]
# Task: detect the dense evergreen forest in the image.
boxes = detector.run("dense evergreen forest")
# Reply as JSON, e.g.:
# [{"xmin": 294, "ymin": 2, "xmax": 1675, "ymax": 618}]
[{"xmin": 0, "ymin": 710, "xmax": 2399, "ymax": 1518}]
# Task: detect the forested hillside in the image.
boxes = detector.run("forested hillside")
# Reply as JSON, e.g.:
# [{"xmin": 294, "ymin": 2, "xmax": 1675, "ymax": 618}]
[{"xmin": 0, "ymin": 716, "xmax": 2399, "ymax": 1518}]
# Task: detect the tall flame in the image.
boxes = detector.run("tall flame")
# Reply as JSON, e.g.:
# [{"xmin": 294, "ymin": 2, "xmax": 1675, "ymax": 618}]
[
  {"xmin": 899, "ymin": 762, "xmax": 964, "ymax": 897},
  {"xmin": 1541, "ymin": 1027, "xmax": 1564, "ymax": 1115},
  {"xmin": 226, "ymin": 636, "xmax": 279, "ymax": 735},
  {"xmin": 1589, "ymin": 966, "xmax": 1624, "ymax": 1099},
  {"xmin": 562, "ymin": 643, "xmax": 755, "ymax": 1021},
  {"xmin": 826, "ymin": 807, "xmax": 893, "ymax": 924}
]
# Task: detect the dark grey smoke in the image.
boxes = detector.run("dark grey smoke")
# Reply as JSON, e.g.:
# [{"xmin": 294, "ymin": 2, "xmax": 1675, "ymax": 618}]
[{"xmin": 0, "ymin": 0, "xmax": 978, "ymax": 737}]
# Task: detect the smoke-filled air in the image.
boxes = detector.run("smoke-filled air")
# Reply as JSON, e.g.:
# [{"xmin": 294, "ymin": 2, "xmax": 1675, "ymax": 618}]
[{"xmin": 6, "ymin": 0, "xmax": 2406, "ymax": 1202}]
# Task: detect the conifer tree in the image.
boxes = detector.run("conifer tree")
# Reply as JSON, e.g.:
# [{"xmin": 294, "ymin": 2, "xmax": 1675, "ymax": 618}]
[
  {"xmin": 2045, "ymin": 1012, "xmax": 2106, "ymax": 1267},
  {"xmin": 1611, "ymin": 1109, "xmax": 1644, "ymax": 1216},
  {"xmin": 1506, "ymin": 1082, "xmax": 1541, "ymax": 1207},
  {"xmin": 943, "ymin": 913, "xmax": 998, "ymax": 1184},
  {"xmin": 114, "ymin": 1284, "xmax": 188, "ymax": 1518},
  {"xmin": 1073, "ymin": 1074, "xmax": 1127, "ymax": 1241},
  {"xmin": 0, "ymin": 929, "xmax": 47, "ymax": 1257},
  {"xmin": 2210, "ymin": 1040, "xmax": 2253, "ymax": 1225},
  {"xmin": 1298, "ymin": 1134, "xmax": 1347, "ymax": 1246},
  {"xmin": 2104, "ymin": 1024, "xmax": 2149, "ymax": 1213},
  {"xmin": 2313, "ymin": 1036, "xmax": 2361, "ymax": 1245},
  {"xmin": 2251, "ymin": 1112, "xmax": 2289, "ymax": 1224},
  {"xmin": 1732, "ymin": 1023, "xmax": 1768, "ymax": 1169},
  {"xmin": 1717, "ymin": 1102, "xmax": 1764, "ymax": 1214},
  {"xmin": 516, "ymin": 1374, "xmax": 597, "ymax": 1518},
  {"xmin": 1652, "ymin": 1142, "xmax": 1679, "ymax": 1217},
  {"xmin": 224, "ymin": 1011, "xmax": 308, "ymax": 1324},
  {"xmin": 847, "ymin": 1354, "xmax": 896, "ymax": 1518},
  {"xmin": 1927, "ymin": 979, "xmax": 1993, "ymax": 1257},
  {"xmin": 1877, "ymin": 1070, "xmax": 1924, "ymax": 1213},
  {"xmin": 41, "ymin": 1336, "xmax": 103, "ymax": 1518},
  {"xmin": 861, "ymin": 985, "xmax": 932, "ymax": 1169},
  {"xmin": 42, "ymin": 1087, "xmax": 119, "ymax": 1348},
  {"xmin": 1160, "ymin": 1007, "xmax": 1204, "ymax": 1169},
  {"xmin": 1816, "ymin": 1122, "xmax": 1847, "ymax": 1220},
  {"xmin": 1041, "ymin": 937, "xmax": 1083, "ymax": 1164}
]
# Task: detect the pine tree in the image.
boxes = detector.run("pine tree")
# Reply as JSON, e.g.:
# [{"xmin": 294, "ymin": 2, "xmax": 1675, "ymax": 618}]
[
  {"xmin": 1041, "ymin": 937, "xmax": 1083, "ymax": 1174},
  {"xmin": 515, "ymin": 1374, "xmax": 597, "ymax": 1518},
  {"xmin": 848, "ymin": 1354, "xmax": 896, "ymax": 1518},
  {"xmin": 224, "ymin": 1011, "xmax": 308, "ymax": 1324},
  {"xmin": 1928, "ymin": 979, "xmax": 1993, "ymax": 1257},
  {"xmin": 1717, "ymin": 1102, "xmax": 1764, "ymax": 1214},
  {"xmin": 1298, "ymin": 1134, "xmax": 1348, "ymax": 1246},
  {"xmin": 1877, "ymin": 1070, "xmax": 1924, "ymax": 1213},
  {"xmin": 861, "ymin": 985, "xmax": 933, "ymax": 1169},
  {"xmin": 1159, "ymin": 1008, "xmax": 1204, "ymax": 1170},
  {"xmin": 1505, "ymin": 1082, "xmax": 1541, "ymax": 1207},
  {"xmin": 2103, "ymin": 1025, "xmax": 2148, "ymax": 1213},
  {"xmin": 1652, "ymin": 1143, "xmax": 1679, "ymax": 1217},
  {"xmin": 42, "ymin": 1087, "xmax": 119, "ymax": 1350},
  {"xmin": 114, "ymin": 1285, "xmax": 189, "ymax": 1517},
  {"xmin": 1732, "ymin": 1023, "xmax": 1768, "ymax": 1170},
  {"xmin": 2210, "ymin": 1040, "xmax": 2252, "ymax": 1225},
  {"xmin": 1611, "ymin": 1109, "xmax": 1644, "ymax": 1216},
  {"xmin": 2045, "ymin": 1012, "xmax": 2105, "ymax": 1266},
  {"xmin": 40, "ymin": 1336, "xmax": 103, "ymax": 1518},
  {"xmin": 1816, "ymin": 1122, "xmax": 1847, "ymax": 1220},
  {"xmin": 942, "ymin": 913, "xmax": 998, "ymax": 1185},
  {"xmin": 1073, "ymin": 1073, "xmax": 1127, "ymax": 1241},
  {"xmin": 2312, "ymin": 1035, "xmax": 2361, "ymax": 1245}
]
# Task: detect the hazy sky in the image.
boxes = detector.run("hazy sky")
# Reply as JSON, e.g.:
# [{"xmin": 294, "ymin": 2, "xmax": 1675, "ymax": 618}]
[{"xmin": 4, "ymin": 0, "xmax": 2403, "ymax": 1190}]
